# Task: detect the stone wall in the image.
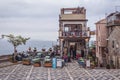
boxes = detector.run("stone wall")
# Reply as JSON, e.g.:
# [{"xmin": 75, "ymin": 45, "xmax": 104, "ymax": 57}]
[{"xmin": 108, "ymin": 26, "xmax": 120, "ymax": 68}]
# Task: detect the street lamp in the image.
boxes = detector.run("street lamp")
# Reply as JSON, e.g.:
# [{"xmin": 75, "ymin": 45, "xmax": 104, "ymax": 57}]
[{"xmin": 60, "ymin": 38, "xmax": 64, "ymax": 57}]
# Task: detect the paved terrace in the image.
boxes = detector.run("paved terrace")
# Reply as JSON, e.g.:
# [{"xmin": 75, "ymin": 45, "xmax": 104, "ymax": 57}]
[{"xmin": 0, "ymin": 61, "xmax": 120, "ymax": 80}]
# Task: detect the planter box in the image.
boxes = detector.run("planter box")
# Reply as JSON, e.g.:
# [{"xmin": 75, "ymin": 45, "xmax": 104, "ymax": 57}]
[
  {"xmin": 44, "ymin": 62, "xmax": 52, "ymax": 67},
  {"xmin": 22, "ymin": 61, "xmax": 30, "ymax": 65},
  {"xmin": 33, "ymin": 63, "xmax": 41, "ymax": 67},
  {"xmin": 90, "ymin": 65, "xmax": 95, "ymax": 69}
]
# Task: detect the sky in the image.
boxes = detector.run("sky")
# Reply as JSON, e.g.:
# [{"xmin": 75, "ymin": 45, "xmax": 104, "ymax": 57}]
[{"xmin": 0, "ymin": 0, "xmax": 120, "ymax": 41}]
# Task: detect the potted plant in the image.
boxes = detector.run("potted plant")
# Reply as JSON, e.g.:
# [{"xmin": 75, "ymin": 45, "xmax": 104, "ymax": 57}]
[
  {"xmin": 111, "ymin": 64, "xmax": 115, "ymax": 69},
  {"xmin": 44, "ymin": 61, "xmax": 52, "ymax": 67},
  {"xmin": 106, "ymin": 64, "xmax": 110, "ymax": 69},
  {"xmin": 42, "ymin": 48, "xmax": 46, "ymax": 52},
  {"xmin": 33, "ymin": 62, "xmax": 41, "ymax": 67},
  {"xmin": 22, "ymin": 58, "xmax": 31, "ymax": 65},
  {"xmin": 44, "ymin": 56, "xmax": 52, "ymax": 67},
  {"xmin": 90, "ymin": 61, "xmax": 95, "ymax": 69},
  {"xmin": 32, "ymin": 58, "xmax": 41, "ymax": 67}
]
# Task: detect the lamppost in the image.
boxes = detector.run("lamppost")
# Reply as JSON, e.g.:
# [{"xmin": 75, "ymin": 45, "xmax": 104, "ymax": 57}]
[
  {"xmin": 85, "ymin": 38, "xmax": 89, "ymax": 59},
  {"xmin": 106, "ymin": 38, "xmax": 109, "ymax": 65},
  {"xmin": 60, "ymin": 38, "xmax": 64, "ymax": 57},
  {"xmin": 85, "ymin": 38, "xmax": 90, "ymax": 68}
]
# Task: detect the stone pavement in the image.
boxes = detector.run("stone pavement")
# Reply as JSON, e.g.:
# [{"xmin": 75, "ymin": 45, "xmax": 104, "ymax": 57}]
[
  {"xmin": 0, "ymin": 62, "xmax": 14, "ymax": 68},
  {"xmin": 0, "ymin": 61, "xmax": 120, "ymax": 80}
]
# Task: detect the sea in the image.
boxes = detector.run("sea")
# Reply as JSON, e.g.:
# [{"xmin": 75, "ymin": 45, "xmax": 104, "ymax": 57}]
[{"xmin": 0, "ymin": 40, "xmax": 56, "ymax": 55}]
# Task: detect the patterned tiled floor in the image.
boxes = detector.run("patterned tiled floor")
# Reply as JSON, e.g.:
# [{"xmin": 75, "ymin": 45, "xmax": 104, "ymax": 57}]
[
  {"xmin": 50, "ymin": 67, "xmax": 70, "ymax": 80},
  {"xmin": 0, "ymin": 61, "xmax": 120, "ymax": 80},
  {"xmin": 30, "ymin": 67, "xmax": 48, "ymax": 80}
]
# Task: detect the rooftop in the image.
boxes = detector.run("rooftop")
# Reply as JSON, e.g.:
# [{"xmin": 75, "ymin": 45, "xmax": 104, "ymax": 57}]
[{"xmin": 59, "ymin": 7, "xmax": 87, "ymax": 21}]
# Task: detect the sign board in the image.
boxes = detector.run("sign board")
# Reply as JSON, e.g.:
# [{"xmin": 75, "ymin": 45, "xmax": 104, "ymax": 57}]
[
  {"xmin": 86, "ymin": 60, "xmax": 90, "ymax": 67},
  {"xmin": 57, "ymin": 59, "xmax": 62, "ymax": 67}
]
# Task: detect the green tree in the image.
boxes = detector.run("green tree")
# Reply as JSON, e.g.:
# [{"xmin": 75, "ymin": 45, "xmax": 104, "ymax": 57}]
[{"xmin": 2, "ymin": 34, "xmax": 30, "ymax": 61}]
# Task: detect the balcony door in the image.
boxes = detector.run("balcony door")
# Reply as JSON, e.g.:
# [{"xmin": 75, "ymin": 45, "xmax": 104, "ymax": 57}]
[{"xmin": 64, "ymin": 24, "xmax": 82, "ymax": 36}]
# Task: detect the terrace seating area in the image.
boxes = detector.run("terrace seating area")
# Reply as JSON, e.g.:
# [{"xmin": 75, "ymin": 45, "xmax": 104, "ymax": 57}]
[{"xmin": 10, "ymin": 50, "xmax": 65, "ymax": 68}]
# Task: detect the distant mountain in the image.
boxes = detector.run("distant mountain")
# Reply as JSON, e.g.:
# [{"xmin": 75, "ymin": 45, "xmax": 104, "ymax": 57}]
[{"xmin": 0, "ymin": 40, "xmax": 56, "ymax": 55}]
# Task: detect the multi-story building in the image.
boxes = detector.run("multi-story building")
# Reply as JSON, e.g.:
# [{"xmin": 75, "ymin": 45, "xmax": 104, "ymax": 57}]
[
  {"xmin": 106, "ymin": 11, "xmax": 120, "ymax": 68},
  {"xmin": 58, "ymin": 7, "xmax": 90, "ymax": 57},
  {"xmin": 95, "ymin": 19, "xmax": 107, "ymax": 67}
]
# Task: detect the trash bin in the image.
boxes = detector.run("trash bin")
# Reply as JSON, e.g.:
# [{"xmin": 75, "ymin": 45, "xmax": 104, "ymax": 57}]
[{"xmin": 52, "ymin": 58, "xmax": 57, "ymax": 69}]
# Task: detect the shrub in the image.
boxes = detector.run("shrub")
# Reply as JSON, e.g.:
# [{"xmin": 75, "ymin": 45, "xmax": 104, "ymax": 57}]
[{"xmin": 106, "ymin": 64, "xmax": 110, "ymax": 69}]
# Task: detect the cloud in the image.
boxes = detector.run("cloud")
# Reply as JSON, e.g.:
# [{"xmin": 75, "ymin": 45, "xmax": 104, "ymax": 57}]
[
  {"xmin": 0, "ymin": 17, "xmax": 58, "ymax": 32},
  {"xmin": 1, "ymin": 31, "xmax": 58, "ymax": 41},
  {"xmin": 0, "ymin": 0, "xmax": 54, "ymax": 18},
  {"xmin": 0, "ymin": 0, "xmax": 120, "ymax": 40}
]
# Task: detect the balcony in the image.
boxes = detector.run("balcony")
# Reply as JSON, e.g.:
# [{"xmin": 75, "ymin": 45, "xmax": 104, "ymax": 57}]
[
  {"xmin": 107, "ymin": 12, "xmax": 120, "ymax": 26},
  {"xmin": 60, "ymin": 30, "xmax": 90, "ymax": 38},
  {"xmin": 107, "ymin": 20, "xmax": 120, "ymax": 26}
]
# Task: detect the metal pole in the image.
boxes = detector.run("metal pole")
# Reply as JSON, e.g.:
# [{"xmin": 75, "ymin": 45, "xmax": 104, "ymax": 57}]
[{"xmin": 85, "ymin": 39, "xmax": 89, "ymax": 59}]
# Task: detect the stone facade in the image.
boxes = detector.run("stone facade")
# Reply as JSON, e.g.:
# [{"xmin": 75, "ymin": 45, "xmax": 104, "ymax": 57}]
[
  {"xmin": 95, "ymin": 12, "xmax": 120, "ymax": 68},
  {"xmin": 59, "ymin": 7, "xmax": 90, "ymax": 57},
  {"xmin": 95, "ymin": 19, "xmax": 107, "ymax": 66},
  {"xmin": 107, "ymin": 26, "xmax": 120, "ymax": 68},
  {"xmin": 106, "ymin": 12, "xmax": 120, "ymax": 68}
]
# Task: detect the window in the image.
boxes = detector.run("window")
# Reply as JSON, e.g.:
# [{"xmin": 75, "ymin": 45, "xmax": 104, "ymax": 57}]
[
  {"xmin": 64, "ymin": 27, "xmax": 69, "ymax": 32},
  {"xmin": 112, "ymin": 40, "xmax": 114, "ymax": 48}
]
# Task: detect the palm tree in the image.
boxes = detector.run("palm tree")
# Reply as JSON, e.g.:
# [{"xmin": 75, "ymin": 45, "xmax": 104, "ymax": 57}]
[{"xmin": 2, "ymin": 34, "xmax": 30, "ymax": 61}]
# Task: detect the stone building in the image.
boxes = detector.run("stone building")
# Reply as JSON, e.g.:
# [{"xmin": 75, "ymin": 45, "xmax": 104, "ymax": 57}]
[
  {"xmin": 95, "ymin": 19, "xmax": 107, "ymax": 67},
  {"xmin": 106, "ymin": 11, "xmax": 120, "ymax": 68},
  {"xmin": 58, "ymin": 7, "xmax": 90, "ymax": 57}
]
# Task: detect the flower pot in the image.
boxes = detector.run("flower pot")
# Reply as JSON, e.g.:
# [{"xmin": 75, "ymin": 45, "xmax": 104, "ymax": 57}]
[
  {"xmin": 91, "ymin": 65, "xmax": 95, "ymax": 69},
  {"xmin": 22, "ymin": 61, "xmax": 30, "ymax": 65},
  {"xmin": 33, "ymin": 63, "xmax": 41, "ymax": 67},
  {"xmin": 44, "ymin": 62, "xmax": 52, "ymax": 67},
  {"xmin": 106, "ymin": 64, "xmax": 110, "ymax": 69}
]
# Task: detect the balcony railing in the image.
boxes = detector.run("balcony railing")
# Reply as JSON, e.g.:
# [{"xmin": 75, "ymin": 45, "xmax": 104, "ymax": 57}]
[
  {"xmin": 61, "ymin": 30, "xmax": 90, "ymax": 37},
  {"xmin": 107, "ymin": 20, "xmax": 120, "ymax": 26}
]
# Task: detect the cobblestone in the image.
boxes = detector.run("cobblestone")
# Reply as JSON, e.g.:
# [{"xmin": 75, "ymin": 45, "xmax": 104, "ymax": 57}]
[{"xmin": 0, "ymin": 61, "xmax": 120, "ymax": 80}]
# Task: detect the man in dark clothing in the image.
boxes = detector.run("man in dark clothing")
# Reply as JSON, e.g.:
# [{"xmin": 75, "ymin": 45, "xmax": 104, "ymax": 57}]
[
  {"xmin": 70, "ymin": 46, "xmax": 73, "ymax": 58},
  {"xmin": 73, "ymin": 48, "xmax": 76, "ymax": 59},
  {"xmin": 81, "ymin": 50, "xmax": 84, "ymax": 58}
]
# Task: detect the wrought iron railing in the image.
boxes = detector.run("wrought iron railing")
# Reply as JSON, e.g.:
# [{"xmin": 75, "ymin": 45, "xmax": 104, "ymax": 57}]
[{"xmin": 61, "ymin": 30, "xmax": 89, "ymax": 37}]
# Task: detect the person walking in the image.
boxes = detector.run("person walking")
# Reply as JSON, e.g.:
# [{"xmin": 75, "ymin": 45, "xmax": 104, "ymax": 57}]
[
  {"xmin": 73, "ymin": 47, "xmax": 76, "ymax": 59},
  {"xmin": 81, "ymin": 49, "xmax": 84, "ymax": 58}
]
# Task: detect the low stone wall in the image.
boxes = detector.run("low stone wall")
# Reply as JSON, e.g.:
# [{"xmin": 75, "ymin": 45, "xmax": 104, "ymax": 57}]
[{"xmin": 0, "ymin": 54, "xmax": 11, "ymax": 63}]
